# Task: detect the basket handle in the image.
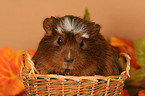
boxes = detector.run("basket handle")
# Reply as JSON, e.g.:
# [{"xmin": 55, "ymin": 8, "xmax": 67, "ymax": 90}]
[
  {"xmin": 20, "ymin": 51, "xmax": 131, "ymax": 78},
  {"xmin": 120, "ymin": 53, "xmax": 131, "ymax": 78},
  {"xmin": 20, "ymin": 51, "xmax": 39, "ymax": 77}
]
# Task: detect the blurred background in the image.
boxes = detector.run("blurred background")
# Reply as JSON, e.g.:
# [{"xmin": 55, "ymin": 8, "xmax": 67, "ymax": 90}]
[
  {"xmin": 0, "ymin": 0, "xmax": 145, "ymax": 51},
  {"xmin": 0, "ymin": 1, "xmax": 145, "ymax": 96}
]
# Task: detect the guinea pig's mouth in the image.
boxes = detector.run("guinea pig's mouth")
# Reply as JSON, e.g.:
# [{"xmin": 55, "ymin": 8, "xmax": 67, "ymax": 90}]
[
  {"xmin": 48, "ymin": 69, "xmax": 75, "ymax": 76},
  {"xmin": 64, "ymin": 69, "xmax": 71, "ymax": 75}
]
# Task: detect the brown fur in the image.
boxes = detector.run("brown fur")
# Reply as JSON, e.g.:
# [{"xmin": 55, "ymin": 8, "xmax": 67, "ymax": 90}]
[{"xmin": 33, "ymin": 15, "xmax": 122, "ymax": 76}]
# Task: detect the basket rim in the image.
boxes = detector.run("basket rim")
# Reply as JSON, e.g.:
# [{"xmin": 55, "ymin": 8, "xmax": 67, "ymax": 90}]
[{"xmin": 20, "ymin": 51, "xmax": 131, "ymax": 81}]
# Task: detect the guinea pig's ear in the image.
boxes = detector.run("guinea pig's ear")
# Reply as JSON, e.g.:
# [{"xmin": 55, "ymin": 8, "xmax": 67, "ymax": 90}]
[
  {"xmin": 43, "ymin": 16, "xmax": 59, "ymax": 35},
  {"xmin": 87, "ymin": 23, "xmax": 101, "ymax": 37},
  {"xmin": 94, "ymin": 24, "xmax": 101, "ymax": 33},
  {"xmin": 43, "ymin": 18, "xmax": 52, "ymax": 35}
]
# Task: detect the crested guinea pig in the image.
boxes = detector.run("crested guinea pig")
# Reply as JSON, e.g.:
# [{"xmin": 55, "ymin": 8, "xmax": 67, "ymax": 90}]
[{"xmin": 33, "ymin": 15, "xmax": 122, "ymax": 76}]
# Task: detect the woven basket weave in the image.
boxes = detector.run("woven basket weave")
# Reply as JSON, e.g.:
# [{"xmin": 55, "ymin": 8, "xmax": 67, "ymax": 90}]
[{"xmin": 20, "ymin": 51, "xmax": 131, "ymax": 96}]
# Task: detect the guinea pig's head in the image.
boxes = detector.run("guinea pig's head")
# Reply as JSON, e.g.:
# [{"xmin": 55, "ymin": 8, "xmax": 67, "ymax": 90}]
[{"xmin": 33, "ymin": 15, "xmax": 120, "ymax": 76}]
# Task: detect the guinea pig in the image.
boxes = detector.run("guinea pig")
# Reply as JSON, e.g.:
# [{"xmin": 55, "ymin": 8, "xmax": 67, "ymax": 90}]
[{"xmin": 33, "ymin": 15, "xmax": 122, "ymax": 76}]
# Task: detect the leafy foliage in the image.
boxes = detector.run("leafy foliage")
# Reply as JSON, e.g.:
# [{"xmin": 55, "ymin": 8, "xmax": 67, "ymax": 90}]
[
  {"xmin": 138, "ymin": 90, "xmax": 145, "ymax": 96},
  {"xmin": 84, "ymin": 8, "xmax": 90, "ymax": 21},
  {"xmin": 110, "ymin": 36, "xmax": 140, "ymax": 69},
  {"xmin": 133, "ymin": 39, "xmax": 145, "ymax": 82},
  {"xmin": 0, "ymin": 47, "xmax": 35, "ymax": 95}
]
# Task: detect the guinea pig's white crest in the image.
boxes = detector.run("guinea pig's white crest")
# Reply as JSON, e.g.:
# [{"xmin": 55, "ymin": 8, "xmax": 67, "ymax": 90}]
[{"xmin": 56, "ymin": 17, "xmax": 89, "ymax": 38}]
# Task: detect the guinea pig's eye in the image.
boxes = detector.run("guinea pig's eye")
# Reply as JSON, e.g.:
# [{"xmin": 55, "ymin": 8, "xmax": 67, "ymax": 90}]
[
  {"xmin": 57, "ymin": 37, "xmax": 62, "ymax": 45},
  {"xmin": 80, "ymin": 40, "xmax": 84, "ymax": 47}
]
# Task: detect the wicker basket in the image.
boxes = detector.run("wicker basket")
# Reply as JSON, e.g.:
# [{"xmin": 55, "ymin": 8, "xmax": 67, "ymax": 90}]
[{"xmin": 20, "ymin": 51, "xmax": 131, "ymax": 96}]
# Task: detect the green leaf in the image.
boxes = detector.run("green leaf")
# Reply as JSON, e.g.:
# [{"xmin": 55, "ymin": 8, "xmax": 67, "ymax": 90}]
[
  {"xmin": 84, "ymin": 8, "xmax": 90, "ymax": 21},
  {"xmin": 133, "ymin": 38, "xmax": 145, "ymax": 82}
]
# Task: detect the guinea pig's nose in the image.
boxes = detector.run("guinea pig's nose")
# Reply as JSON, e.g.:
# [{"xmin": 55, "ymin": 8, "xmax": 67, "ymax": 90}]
[{"xmin": 64, "ymin": 58, "xmax": 74, "ymax": 63}]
